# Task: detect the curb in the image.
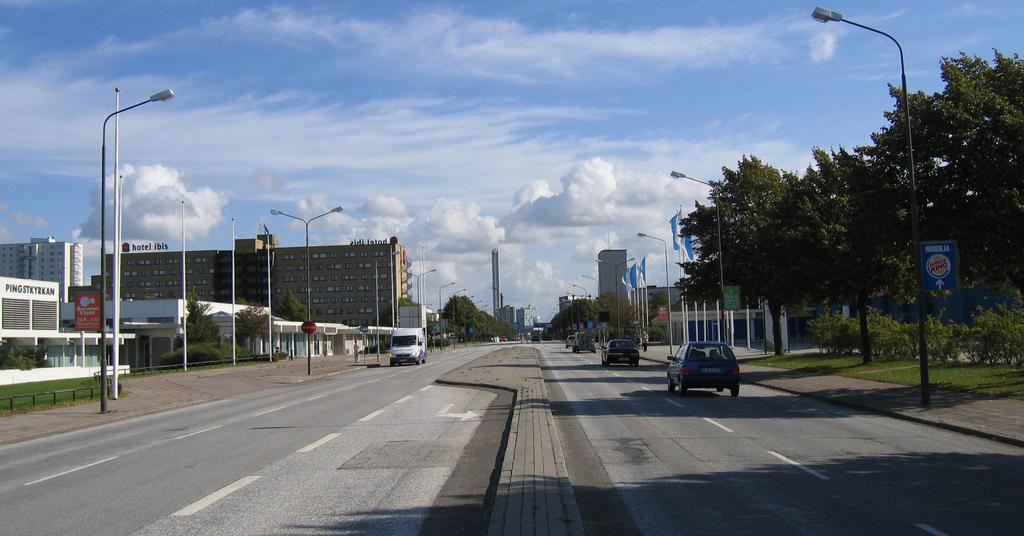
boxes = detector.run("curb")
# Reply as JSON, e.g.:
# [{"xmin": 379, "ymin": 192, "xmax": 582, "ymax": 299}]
[{"xmin": 640, "ymin": 355, "xmax": 1024, "ymax": 449}]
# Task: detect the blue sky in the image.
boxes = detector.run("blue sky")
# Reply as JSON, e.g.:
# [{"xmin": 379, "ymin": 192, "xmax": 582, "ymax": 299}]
[{"xmin": 1, "ymin": 1, "xmax": 1019, "ymax": 320}]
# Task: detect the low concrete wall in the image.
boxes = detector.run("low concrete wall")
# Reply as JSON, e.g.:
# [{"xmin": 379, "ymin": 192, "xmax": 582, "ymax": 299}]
[{"xmin": 0, "ymin": 365, "xmax": 131, "ymax": 386}]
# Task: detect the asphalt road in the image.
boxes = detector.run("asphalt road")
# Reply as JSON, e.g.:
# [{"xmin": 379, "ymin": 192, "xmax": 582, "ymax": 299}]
[
  {"xmin": 539, "ymin": 343, "xmax": 1024, "ymax": 536},
  {"xmin": 0, "ymin": 345, "xmax": 499, "ymax": 536}
]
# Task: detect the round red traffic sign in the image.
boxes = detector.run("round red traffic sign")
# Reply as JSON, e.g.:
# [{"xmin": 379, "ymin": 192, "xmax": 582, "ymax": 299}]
[{"xmin": 301, "ymin": 321, "xmax": 317, "ymax": 334}]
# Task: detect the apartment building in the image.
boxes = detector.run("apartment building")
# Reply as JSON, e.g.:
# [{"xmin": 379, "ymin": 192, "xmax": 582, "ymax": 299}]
[
  {"xmin": 0, "ymin": 237, "xmax": 83, "ymax": 302},
  {"xmin": 92, "ymin": 235, "xmax": 409, "ymax": 327}
]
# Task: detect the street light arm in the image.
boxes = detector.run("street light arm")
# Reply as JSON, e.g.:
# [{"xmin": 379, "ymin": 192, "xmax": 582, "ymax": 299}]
[
  {"xmin": 270, "ymin": 209, "xmax": 305, "ymax": 224},
  {"xmin": 670, "ymin": 171, "xmax": 711, "ymax": 187},
  {"xmin": 308, "ymin": 206, "xmax": 344, "ymax": 224}
]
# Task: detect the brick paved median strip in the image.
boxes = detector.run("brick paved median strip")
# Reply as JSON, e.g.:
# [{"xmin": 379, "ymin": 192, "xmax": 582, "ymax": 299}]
[{"xmin": 437, "ymin": 347, "xmax": 584, "ymax": 536}]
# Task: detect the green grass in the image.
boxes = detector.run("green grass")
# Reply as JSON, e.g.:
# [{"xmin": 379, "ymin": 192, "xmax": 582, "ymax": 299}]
[
  {"xmin": 747, "ymin": 353, "xmax": 1024, "ymax": 400},
  {"xmin": 0, "ymin": 376, "xmax": 106, "ymax": 415}
]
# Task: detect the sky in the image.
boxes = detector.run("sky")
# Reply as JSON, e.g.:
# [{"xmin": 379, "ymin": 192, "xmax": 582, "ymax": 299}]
[{"xmin": 0, "ymin": 1, "xmax": 1019, "ymax": 321}]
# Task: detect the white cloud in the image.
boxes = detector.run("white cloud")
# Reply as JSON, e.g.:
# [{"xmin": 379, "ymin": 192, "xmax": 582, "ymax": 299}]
[
  {"xmin": 12, "ymin": 211, "xmax": 47, "ymax": 228},
  {"xmin": 809, "ymin": 31, "xmax": 838, "ymax": 63},
  {"xmin": 417, "ymin": 198, "xmax": 504, "ymax": 255},
  {"xmin": 76, "ymin": 163, "xmax": 228, "ymax": 242},
  {"xmin": 361, "ymin": 195, "xmax": 408, "ymax": 218}
]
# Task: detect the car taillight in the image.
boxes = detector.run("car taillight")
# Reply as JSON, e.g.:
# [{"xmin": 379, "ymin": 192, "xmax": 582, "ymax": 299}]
[
  {"xmin": 682, "ymin": 366, "xmax": 691, "ymax": 375},
  {"xmin": 731, "ymin": 365, "xmax": 740, "ymax": 375}
]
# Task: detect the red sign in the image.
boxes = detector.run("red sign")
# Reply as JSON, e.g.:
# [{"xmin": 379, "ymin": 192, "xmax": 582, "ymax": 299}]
[
  {"xmin": 658, "ymin": 305, "xmax": 669, "ymax": 321},
  {"xmin": 75, "ymin": 291, "xmax": 102, "ymax": 332},
  {"xmin": 301, "ymin": 321, "xmax": 317, "ymax": 334}
]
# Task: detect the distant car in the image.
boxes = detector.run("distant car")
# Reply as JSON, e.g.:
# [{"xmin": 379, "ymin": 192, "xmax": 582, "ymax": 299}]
[
  {"xmin": 565, "ymin": 334, "xmax": 576, "ymax": 349},
  {"xmin": 573, "ymin": 332, "xmax": 596, "ymax": 353},
  {"xmin": 667, "ymin": 342, "xmax": 740, "ymax": 397},
  {"xmin": 531, "ymin": 333, "xmax": 540, "ymax": 342},
  {"xmin": 602, "ymin": 339, "xmax": 640, "ymax": 367}
]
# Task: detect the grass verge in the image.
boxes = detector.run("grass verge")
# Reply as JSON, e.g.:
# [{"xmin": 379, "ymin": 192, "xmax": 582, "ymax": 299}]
[
  {"xmin": 0, "ymin": 377, "xmax": 108, "ymax": 415},
  {"xmin": 747, "ymin": 353, "xmax": 1024, "ymax": 400}
]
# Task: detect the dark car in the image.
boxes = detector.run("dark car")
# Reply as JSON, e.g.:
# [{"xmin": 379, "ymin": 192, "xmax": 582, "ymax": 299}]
[
  {"xmin": 602, "ymin": 339, "xmax": 640, "ymax": 367},
  {"xmin": 667, "ymin": 342, "xmax": 740, "ymax": 396}
]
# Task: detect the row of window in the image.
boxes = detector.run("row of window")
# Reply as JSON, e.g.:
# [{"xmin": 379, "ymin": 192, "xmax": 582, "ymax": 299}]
[
  {"xmin": 282, "ymin": 251, "xmax": 390, "ymax": 261},
  {"xmin": 125, "ymin": 257, "xmax": 210, "ymax": 266}
]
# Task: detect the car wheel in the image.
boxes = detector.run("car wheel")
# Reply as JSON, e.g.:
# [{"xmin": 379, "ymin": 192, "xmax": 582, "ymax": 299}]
[
  {"xmin": 390, "ymin": 360, "xmax": 396, "ymax": 367},
  {"xmin": 679, "ymin": 387, "xmax": 688, "ymax": 397},
  {"xmin": 730, "ymin": 386, "xmax": 740, "ymax": 397},
  {"xmin": 667, "ymin": 375, "xmax": 675, "ymax": 392}
]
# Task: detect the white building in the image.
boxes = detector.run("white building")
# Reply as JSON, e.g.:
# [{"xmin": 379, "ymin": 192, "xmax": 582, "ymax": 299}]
[{"xmin": 0, "ymin": 237, "xmax": 84, "ymax": 302}]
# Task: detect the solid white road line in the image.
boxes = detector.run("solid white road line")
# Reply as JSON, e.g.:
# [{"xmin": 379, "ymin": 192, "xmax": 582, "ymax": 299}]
[
  {"xmin": 358, "ymin": 409, "xmax": 386, "ymax": 422},
  {"xmin": 702, "ymin": 418, "xmax": 735, "ymax": 433},
  {"xmin": 394, "ymin": 395, "xmax": 413, "ymax": 404},
  {"xmin": 665, "ymin": 399, "xmax": 684, "ymax": 408},
  {"xmin": 171, "ymin": 425, "xmax": 223, "ymax": 441},
  {"xmin": 297, "ymin": 432, "xmax": 342, "ymax": 453},
  {"xmin": 419, "ymin": 385, "xmax": 433, "ymax": 392},
  {"xmin": 767, "ymin": 450, "xmax": 831, "ymax": 481},
  {"xmin": 253, "ymin": 405, "xmax": 288, "ymax": 417},
  {"xmin": 439, "ymin": 403, "xmax": 454, "ymax": 414},
  {"xmin": 305, "ymin": 393, "xmax": 327, "ymax": 402},
  {"xmin": 172, "ymin": 476, "xmax": 261, "ymax": 516},
  {"xmin": 24, "ymin": 456, "xmax": 119, "ymax": 486},
  {"xmin": 915, "ymin": 524, "xmax": 949, "ymax": 536},
  {"xmin": 610, "ymin": 372, "xmax": 620, "ymax": 377}
]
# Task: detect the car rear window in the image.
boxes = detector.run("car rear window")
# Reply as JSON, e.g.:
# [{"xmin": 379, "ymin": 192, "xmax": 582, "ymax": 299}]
[
  {"xmin": 608, "ymin": 340, "xmax": 636, "ymax": 350},
  {"xmin": 686, "ymin": 344, "xmax": 735, "ymax": 360}
]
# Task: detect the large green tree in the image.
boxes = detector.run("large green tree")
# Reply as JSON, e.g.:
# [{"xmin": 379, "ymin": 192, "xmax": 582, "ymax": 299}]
[
  {"xmin": 236, "ymin": 304, "xmax": 269, "ymax": 353},
  {"xmin": 274, "ymin": 291, "xmax": 307, "ymax": 322},
  {"xmin": 185, "ymin": 292, "xmax": 220, "ymax": 344},
  {"xmin": 866, "ymin": 51, "xmax": 1024, "ymax": 294}
]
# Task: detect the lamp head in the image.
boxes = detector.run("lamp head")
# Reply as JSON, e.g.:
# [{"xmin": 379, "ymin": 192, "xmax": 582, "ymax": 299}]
[
  {"xmin": 812, "ymin": 7, "xmax": 843, "ymax": 22},
  {"xmin": 670, "ymin": 171, "xmax": 686, "ymax": 179},
  {"xmin": 270, "ymin": 209, "xmax": 282, "ymax": 215},
  {"xmin": 330, "ymin": 206, "xmax": 344, "ymax": 213},
  {"xmin": 149, "ymin": 89, "xmax": 175, "ymax": 102},
  {"xmin": 637, "ymin": 232, "xmax": 648, "ymax": 238}
]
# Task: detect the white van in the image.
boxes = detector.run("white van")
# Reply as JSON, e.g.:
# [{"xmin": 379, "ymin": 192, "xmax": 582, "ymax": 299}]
[{"xmin": 390, "ymin": 328, "xmax": 427, "ymax": 366}]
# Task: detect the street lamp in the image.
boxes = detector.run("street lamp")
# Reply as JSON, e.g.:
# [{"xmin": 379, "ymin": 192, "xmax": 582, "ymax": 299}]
[
  {"xmin": 812, "ymin": 6, "xmax": 929, "ymax": 405},
  {"xmin": 410, "ymin": 268, "xmax": 437, "ymax": 305},
  {"xmin": 581, "ymin": 274, "xmax": 598, "ymax": 296},
  {"xmin": 670, "ymin": 171, "xmax": 726, "ymax": 343},
  {"xmin": 572, "ymin": 283, "xmax": 588, "ymax": 331},
  {"xmin": 597, "ymin": 256, "xmax": 635, "ymax": 338},
  {"xmin": 638, "ymin": 232, "xmax": 674, "ymax": 354},
  {"xmin": 262, "ymin": 223, "xmax": 274, "ymax": 358},
  {"xmin": 98, "ymin": 88, "xmax": 174, "ymax": 413},
  {"xmin": 270, "ymin": 205, "xmax": 343, "ymax": 375},
  {"xmin": 439, "ymin": 282, "xmax": 455, "ymax": 348}
]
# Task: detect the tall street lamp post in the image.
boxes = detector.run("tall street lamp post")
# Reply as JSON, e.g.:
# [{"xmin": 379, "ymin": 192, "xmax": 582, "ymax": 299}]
[
  {"xmin": 812, "ymin": 6, "xmax": 930, "ymax": 405},
  {"xmin": 439, "ymin": 282, "xmax": 455, "ymax": 348},
  {"xmin": 670, "ymin": 171, "xmax": 726, "ymax": 343},
  {"xmin": 410, "ymin": 268, "xmax": 437, "ymax": 306},
  {"xmin": 572, "ymin": 283, "xmax": 588, "ymax": 331},
  {"xmin": 638, "ymin": 232, "xmax": 674, "ymax": 355},
  {"xmin": 270, "ymin": 206, "xmax": 343, "ymax": 375},
  {"xmin": 262, "ymin": 223, "xmax": 274, "ymax": 358},
  {"xmin": 98, "ymin": 88, "xmax": 174, "ymax": 412}
]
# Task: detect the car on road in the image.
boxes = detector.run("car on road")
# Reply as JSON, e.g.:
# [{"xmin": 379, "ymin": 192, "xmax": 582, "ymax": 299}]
[
  {"xmin": 602, "ymin": 339, "xmax": 640, "ymax": 367},
  {"xmin": 389, "ymin": 328, "xmax": 427, "ymax": 366},
  {"xmin": 667, "ymin": 342, "xmax": 740, "ymax": 396},
  {"xmin": 573, "ymin": 332, "xmax": 596, "ymax": 353},
  {"xmin": 565, "ymin": 334, "xmax": 576, "ymax": 349}
]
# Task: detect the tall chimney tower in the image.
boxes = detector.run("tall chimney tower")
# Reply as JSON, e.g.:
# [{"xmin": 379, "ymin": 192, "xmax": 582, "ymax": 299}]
[{"xmin": 491, "ymin": 248, "xmax": 500, "ymax": 316}]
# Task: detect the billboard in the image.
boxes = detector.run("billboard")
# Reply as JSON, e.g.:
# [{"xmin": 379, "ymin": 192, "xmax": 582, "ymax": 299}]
[{"xmin": 75, "ymin": 291, "xmax": 102, "ymax": 332}]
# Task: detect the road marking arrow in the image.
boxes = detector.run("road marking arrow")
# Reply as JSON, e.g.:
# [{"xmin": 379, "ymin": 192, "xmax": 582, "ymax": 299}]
[{"xmin": 437, "ymin": 403, "xmax": 480, "ymax": 421}]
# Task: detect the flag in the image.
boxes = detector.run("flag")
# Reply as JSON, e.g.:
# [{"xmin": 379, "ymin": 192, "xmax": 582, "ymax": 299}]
[
  {"xmin": 639, "ymin": 257, "xmax": 647, "ymax": 287},
  {"xmin": 622, "ymin": 267, "xmax": 631, "ymax": 289},
  {"xmin": 629, "ymin": 263, "xmax": 638, "ymax": 289},
  {"xmin": 670, "ymin": 213, "xmax": 680, "ymax": 251},
  {"xmin": 683, "ymin": 234, "xmax": 695, "ymax": 262}
]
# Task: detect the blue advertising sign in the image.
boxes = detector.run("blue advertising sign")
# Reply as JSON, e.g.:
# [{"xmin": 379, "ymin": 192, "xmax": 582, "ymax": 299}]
[{"xmin": 921, "ymin": 240, "xmax": 959, "ymax": 291}]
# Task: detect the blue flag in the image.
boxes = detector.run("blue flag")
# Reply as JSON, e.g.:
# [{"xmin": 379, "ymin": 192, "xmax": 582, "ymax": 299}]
[
  {"xmin": 683, "ymin": 235, "xmax": 695, "ymax": 262},
  {"xmin": 639, "ymin": 257, "xmax": 647, "ymax": 287},
  {"xmin": 629, "ymin": 263, "xmax": 638, "ymax": 288},
  {"xmin": 670, "ymin": 213, "xmax": 680, "ymax": 251},
  {"xmin": 622, "ymin": 267, "xmax": 631, "ymax": 289}
]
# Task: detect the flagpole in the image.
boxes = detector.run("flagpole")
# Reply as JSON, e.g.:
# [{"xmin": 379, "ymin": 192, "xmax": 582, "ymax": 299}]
[
  {"xmin": 112, "ymin": 87, "xmax": 121, "ymax": 399},
  {"xmin": 181, "ymin": 200, "xmax": 188, "ymax": 371},
  {"xmin": 231, "ymin": 217, "xmax": 236, "ymax": 365}
]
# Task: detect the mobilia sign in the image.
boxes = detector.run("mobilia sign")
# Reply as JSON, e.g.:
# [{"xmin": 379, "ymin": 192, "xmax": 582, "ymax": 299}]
[{"xmin": 122, "ymin": 242, "xmax": 170, "ymax": 253}]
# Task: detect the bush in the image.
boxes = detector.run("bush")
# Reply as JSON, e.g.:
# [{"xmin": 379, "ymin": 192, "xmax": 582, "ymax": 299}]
[
  {"xmin": 961, "ymin": 306, "xmax": 1024, "ymax": 366},
  {"xmin": 808, "ymin": 311, "xmax": 860, "ymax": 355},
  {"xmin": 0, "ymin": 346, "xmax": 50, "ymax": 370},
  {"xmin": 160, "ymin": 342, "xmax": 246, "ymax": 367},
  {"xmin": 925, "ymin": 316, "xmax": 961, "ymax": 363},
  {"xmin": 868, "ymin": 312, "xmax": 916, "ymax": 360}
]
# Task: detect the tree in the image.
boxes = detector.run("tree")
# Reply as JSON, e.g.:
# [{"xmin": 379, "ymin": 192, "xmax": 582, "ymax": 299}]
[
  {"xmin": 185, "ymin": 292, "xmax": 220, "ymax": 344},
  {"xmin": 236, "ymin": 304, "xmax": 269, "ymax": 353},
  {"xmin": 679, "ymin": 156, "xmax": 807, "ymax": 355},
  {"xmin": 275, "ymin": 291, "xmax": 307, "ymax": 322},
  {"xmin": 867, "ymin": 51, "xmax": 1024, "ymax": 293}
]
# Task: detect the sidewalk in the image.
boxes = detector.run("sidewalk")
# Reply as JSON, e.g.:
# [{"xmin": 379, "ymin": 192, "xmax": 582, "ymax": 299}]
[
  {"xmin": 638, "ymin": 344, "xmax": 1024, "ymax": 448},
  {"xmin": 0, "ymin": 353, "xmax": 375, "ymax": 445},
  {"xmin": 438, "ymin": 346, "xmax": 584, "ymax": 536}
]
